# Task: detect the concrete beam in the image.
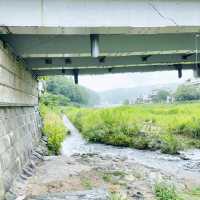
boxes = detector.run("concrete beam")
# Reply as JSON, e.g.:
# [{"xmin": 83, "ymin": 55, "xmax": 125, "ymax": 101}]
[
  {"xmin": 1, "ymin": 26, "xmax": 200, "ymax": 35},
  {"xmin": 32, "ymin": 63, "xmax": 194, "ymax": 76},
  {"xmin": 0, "ymin": 33, "xmax": 199, "ymax": 58},
  {"xmin": 26, "ymin": 54, "xmax": 200, "ymax": 70}
]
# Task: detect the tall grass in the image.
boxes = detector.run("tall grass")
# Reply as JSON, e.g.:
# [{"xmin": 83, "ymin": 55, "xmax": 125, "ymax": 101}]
[
  {"xmin": 154, "ymin": 183, "xmax": 183, "ymax": 200},
  {"xmin": 40, "ymin": 104, "xmax": 68, "ymax": 155},
  {"xmin": 64, "ymin": 102, "xmax": 200, "ymax": 154}
]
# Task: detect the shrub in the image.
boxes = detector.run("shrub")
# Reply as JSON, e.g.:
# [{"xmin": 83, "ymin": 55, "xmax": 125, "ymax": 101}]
[
  {"xmin": 107, "ymin": 133, "xmax": 132, "ymax": 147},
  {"xmin": 132, "ymin": 136, "xmax": 149, "ymax": 149},
  {"xmin": 160, "ymin": 134, "xmax": 181, "ymax": 154},
  {"xmin": 40, "ymin": 92, "xmax": 70, "ymax": 107}
]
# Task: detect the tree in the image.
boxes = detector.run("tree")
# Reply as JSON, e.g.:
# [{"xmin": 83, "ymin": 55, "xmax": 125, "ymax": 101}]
[
  {"xmin": 40, "ymin": 93, "xmax": 70, "ymax": 107},
  {"xmin": 123, "ymin": 99, "xmax": 130, "ymax": 105},
  {"xmin": 174, "ymin": 84, "xmax": 200, "ymax": 101},
  {"xmin": 152, "ymin": 89, "xmax": 170, "ymax": 103},
  {"xmin": 45, "ymin": 76, "xmax": 100, "ymax": 106}
]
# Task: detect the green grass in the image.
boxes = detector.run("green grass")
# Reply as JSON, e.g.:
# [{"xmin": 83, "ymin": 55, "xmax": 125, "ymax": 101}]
[
  {"xmin": 189, "ymin": 187, "xmax": 200, "ymax": 196},
  {"xmin": 40, "ymin": 104, "xmax": 69, "ymax": 155},
  {"xmin": 154, "ymin": 183, "xmax": 183, "ymax": 200},
  {"xmin": 180, "ymin": 187, "xmax": 200, "ymax": 200},
  {"xmin": 102, "ymin": 171, "xmax": 126, "ymax": 184},
  {"xmin": 80, "ymin": 177, "xmax": 93, "ymax": 190},
  {"xmin": 109, "ymin": 193, "xmax": 128, "ymax": 200},
  {"xmin": 64, "ymin": 102, "xmax": 200, "ymax": 154}
]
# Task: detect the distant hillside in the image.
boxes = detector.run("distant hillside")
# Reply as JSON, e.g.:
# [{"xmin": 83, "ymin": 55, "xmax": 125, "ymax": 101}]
[
  {"xmin": 99, "ymin": 83, "xmax": 179, "ymax": 105},
  {"xmin": 44, "ymin": 76, "xmax": 100, "ymax": 106}
]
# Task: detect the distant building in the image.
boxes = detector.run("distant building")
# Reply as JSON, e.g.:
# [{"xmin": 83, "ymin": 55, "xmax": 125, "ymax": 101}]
[
  {"xmin": 135, "ymin": 88, "xmax": 174, "ymax": 104},
  {"xmin": 135, "ymin": 94, "xmax": 152, "ymax": 104}
]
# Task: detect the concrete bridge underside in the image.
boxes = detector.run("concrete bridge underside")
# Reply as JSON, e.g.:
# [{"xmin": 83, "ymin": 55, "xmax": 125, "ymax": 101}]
[
  {"xmin": 1, "ymin": 0, "xmax": 200, "ymax": 199},
  {"xmin": 1, "ymin": 34, "xmax": 200, "ymax": 78},
  {"xmin": 1, "ymin": 0, "xmax": 200, "ymax": 79}
]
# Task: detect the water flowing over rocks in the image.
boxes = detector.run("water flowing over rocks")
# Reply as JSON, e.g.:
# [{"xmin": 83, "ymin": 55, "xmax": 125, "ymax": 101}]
[{"xmin": 6, "ymin": 116, "xmax": 200, "ymax": 200}]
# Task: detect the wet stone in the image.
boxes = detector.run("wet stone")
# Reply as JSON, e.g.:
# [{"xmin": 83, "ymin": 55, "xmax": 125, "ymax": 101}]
[
  {"xmin": 131, "ymin": 191, "xmax": 144, "ymax": 200},
  {"xmin": 26, "ymin": 189, "xmax": 109, "ymax": 200}
]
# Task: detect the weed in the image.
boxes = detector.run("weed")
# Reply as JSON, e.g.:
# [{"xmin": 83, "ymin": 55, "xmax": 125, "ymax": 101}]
[
  {"xmin": 154, "ymin": 182, "xmax": 183, "ymax": 200},
  {"xmin": 65, "ymin": 102, "xmax": 200, "ymax": 154},
  {"xmin": 187, "ymin": 187, "xmax": 200, "ymax": 196},
  {"xmin": 109, "ymin": 193, "xmax": 128, "ymax": 200},
  {"xmin": 80, "ymin": 177, "xmax": 93, "ymax": 189},
  {"xmin": 40, "ymin": 104, "xmax": 68, "ymax": 155}
]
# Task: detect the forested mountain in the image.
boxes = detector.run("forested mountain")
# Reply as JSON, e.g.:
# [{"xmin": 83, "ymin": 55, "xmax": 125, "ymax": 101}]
[
  {"xmin": 99, "ymin": 83, "xmax": 179, "ymax": 104},
  {"xmin": 41, "ymin": 76, "xmax": 100, "ymax": 106}
]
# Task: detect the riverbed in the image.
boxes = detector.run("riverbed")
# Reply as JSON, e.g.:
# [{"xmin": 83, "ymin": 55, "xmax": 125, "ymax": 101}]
[
  {"xmin": 61, "ymin": 115, "xmax": 200, "ymax": 183},
  {"xmin": 8, "ymin": 115, "xmax": 200, "ymax": 200}
]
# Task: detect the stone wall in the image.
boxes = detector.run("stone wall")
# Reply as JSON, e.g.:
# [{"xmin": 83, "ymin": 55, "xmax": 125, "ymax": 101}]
[
  {"xmin": 0, "ymin": 40, "xmax": 38, "ymax": 106},
  {"xmin": 0, "ymin": 40, "xmax": 41, "ymax": 199},
  {"xmin": 0, "ymin": 106, "xmax": 41, "ymax": 198}
]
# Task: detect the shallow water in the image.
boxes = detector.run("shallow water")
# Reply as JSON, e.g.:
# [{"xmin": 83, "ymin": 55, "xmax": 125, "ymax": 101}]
[{"xmin": 61, "ymin": 115, "xmax": 200, "ymax": 183}]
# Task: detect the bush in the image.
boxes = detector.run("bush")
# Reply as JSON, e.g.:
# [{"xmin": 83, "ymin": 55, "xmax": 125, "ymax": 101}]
[
  {"xmin": 132, "ymin": 136, "xmax": 149, "ymax": 149},
  {"xmin": 40, "ymin": 92, "xmax": 70, "ymax": 107},
  {"xmin": 160, "ymin": 134, "xmax": 181, "ymax": 154},
  {"xmin": 40, "ymin": 104, "xmax": 68, "ymax": 155}
]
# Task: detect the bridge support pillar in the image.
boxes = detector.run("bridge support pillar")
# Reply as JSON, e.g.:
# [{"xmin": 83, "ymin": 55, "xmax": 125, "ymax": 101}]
[{"xmin": 193, "ymin": 64, "xmax": 200, "ymax": 78}]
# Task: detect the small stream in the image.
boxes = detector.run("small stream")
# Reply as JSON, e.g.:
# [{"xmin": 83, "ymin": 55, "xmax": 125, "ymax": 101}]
[{"xmin": 61, "ymin": 115, "xmax": 200, "ymax": 184}]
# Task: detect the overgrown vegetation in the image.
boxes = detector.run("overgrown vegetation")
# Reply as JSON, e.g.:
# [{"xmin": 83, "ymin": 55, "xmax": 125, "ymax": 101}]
[
  {"xmin": 39, "ymin": 76, "xmax": 100, "ymax": 155},
  {"xmin": 40, "ymin": 104, "xmax": 69, "ymax": 155},
  {"xmin": 39, "ymin": 77, "xmax": 200, "ymax": 155},
  {"xmin": 64, "ymin": 102, "xmax": 200, "ymax": 154},
  {"xmin": 154, "ymin": 183, "xmax": 182, "ymax": 200}
]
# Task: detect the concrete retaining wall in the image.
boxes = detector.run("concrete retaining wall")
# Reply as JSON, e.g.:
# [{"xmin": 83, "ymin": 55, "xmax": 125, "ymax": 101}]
[
  {"xmin": 0, "ymin": 107, "xmax": 41, "ymax": 198},
  {"xmin": 0, "ymin": 40, "xmax": 41, "ymax": 199},
  {"xmin": 0, "ymin": 40, "xmax": 38, "ymax": 106}
]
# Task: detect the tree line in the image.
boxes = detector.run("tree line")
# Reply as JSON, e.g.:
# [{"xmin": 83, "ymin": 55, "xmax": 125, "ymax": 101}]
[
  {"xmin": 40, "ymin": 76, "xmax": 100, "ymax": 107},
  {"xmin": 152, "ymin": 83, "xmax": 200, "ymax": 103}
]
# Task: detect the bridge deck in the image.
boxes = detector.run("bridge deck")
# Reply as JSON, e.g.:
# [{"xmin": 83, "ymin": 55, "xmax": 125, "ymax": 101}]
[{"xmin": 0, "ymin": 0, "xmax": 200, "ymax": 77}]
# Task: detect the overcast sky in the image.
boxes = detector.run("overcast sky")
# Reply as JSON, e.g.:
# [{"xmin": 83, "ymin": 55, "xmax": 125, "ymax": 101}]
[{"xmin": 72, "ymin": 70, "xmax": 194, "ymax": 92}]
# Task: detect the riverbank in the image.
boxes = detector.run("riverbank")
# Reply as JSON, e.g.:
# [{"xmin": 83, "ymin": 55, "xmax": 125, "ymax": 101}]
[
  {"xmin": 40, "ymin": 105, "xmax": 69, "ymax": 155},
  {"xmin": 7, "ymin": 115, "xmax": 200, "ymax": 200},
  {"xmin": 64, "ymin": 103, "xmax": 200, "ymax": 155}
]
